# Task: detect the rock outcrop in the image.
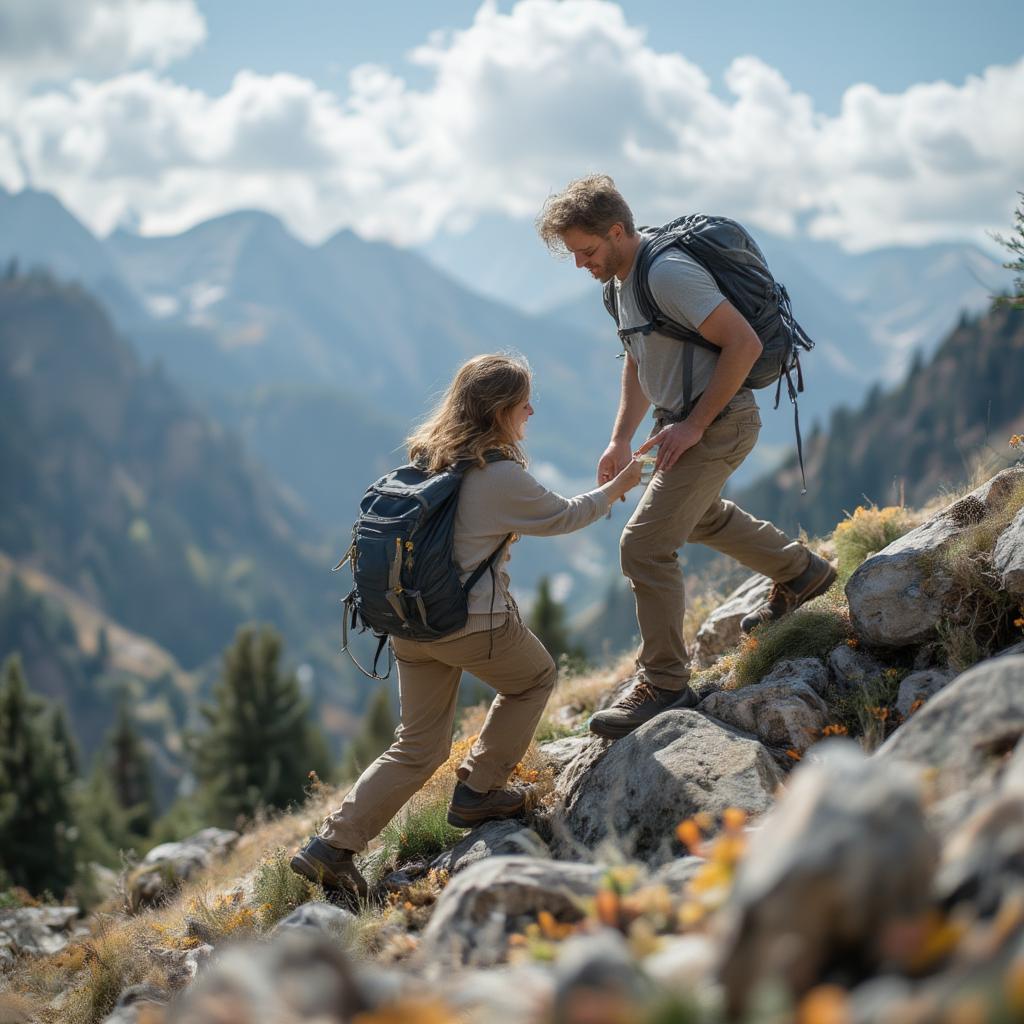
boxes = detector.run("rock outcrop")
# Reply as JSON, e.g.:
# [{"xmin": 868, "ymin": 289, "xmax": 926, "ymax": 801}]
[{"xmin": 554, "ymin": 710, "xmax": 781, "ymax": 864}]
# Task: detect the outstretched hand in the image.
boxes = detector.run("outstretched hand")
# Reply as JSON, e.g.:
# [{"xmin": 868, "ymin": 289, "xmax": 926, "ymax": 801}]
[{"xmin": 635, "ymin": 419, "xmax": 704, "ymax": 472}]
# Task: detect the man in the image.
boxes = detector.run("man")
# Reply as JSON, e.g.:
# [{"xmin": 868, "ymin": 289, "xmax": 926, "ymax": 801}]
[{"xmin": 537, "ymin": 174, "xmax": 836, "ymax": 739}]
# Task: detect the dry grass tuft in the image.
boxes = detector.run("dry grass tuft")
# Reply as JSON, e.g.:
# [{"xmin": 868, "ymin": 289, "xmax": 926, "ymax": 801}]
[{"xmin": 832, "ymin": 503, "xmax": 920, "ymax": 584}]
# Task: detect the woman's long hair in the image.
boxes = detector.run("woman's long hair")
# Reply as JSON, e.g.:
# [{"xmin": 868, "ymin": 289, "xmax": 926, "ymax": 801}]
[{"xmin": 407, "ymin": 354, "xmax": 531, "ymax": 473}]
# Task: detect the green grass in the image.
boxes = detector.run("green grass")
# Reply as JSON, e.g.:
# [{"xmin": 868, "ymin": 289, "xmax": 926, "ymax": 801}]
[
  {"xmin": 376, "ymin": 797, "xmax": 465, "ymax": 870},
  {"xmin": 252, "ymin": 848, "xmax": 326, "ymax": 929},
  {"xmin": 734, "ymin": 597, "xmax": 852, "ymax": 687}
]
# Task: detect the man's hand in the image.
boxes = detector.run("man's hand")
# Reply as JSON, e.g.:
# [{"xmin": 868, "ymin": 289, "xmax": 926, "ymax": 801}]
[
  {"xmin": 597, "ymin": 439, "xmax": 632, "ymax": 485},
  {"xmin": 635, "ymin": 419, "xmax": 704, "ymax": 472}
]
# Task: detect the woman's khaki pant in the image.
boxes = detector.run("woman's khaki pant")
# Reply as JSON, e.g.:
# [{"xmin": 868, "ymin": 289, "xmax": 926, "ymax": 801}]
[{"xmin": 319, "ymin": 613, "xmax": 556, "ymax": 852}]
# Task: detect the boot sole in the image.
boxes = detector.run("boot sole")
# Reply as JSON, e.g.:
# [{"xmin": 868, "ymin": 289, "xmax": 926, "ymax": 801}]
[
  {"xmin": 446, "ymin": 804, "xmax": 525, "ymax": 829},
  {"xmin": 588, "ymin": 690, "xmax": 698, "ymax": 740}
]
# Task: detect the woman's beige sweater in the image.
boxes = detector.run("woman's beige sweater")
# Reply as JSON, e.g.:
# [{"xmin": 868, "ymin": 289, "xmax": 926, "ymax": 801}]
[{"xmin": 447, "ymin": 459, "xmax": 612, "ymax": 638}]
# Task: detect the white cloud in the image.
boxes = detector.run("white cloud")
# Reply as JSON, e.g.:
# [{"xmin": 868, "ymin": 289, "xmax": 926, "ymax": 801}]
[
  {"xmin": 0, "ymin": 0, "xmax": 1020, "ymax": 252},
  {"xmin": 0, "ymin": 0, "xmax": 205, "ymax": 86}
]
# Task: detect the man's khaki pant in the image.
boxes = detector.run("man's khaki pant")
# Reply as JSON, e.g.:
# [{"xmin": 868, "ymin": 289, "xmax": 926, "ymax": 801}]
[
  {"xmin": 621, "ymin": 393, "xmax": 809, "ymax": 692},
  {"xmin": 319, "ymin": 613, "xmax": 556, "ymax": 852}
]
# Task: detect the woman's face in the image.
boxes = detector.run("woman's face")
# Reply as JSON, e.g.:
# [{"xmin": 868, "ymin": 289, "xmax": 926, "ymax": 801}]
[{"xmin": 504, "ymin": 391, "xmax": 534, "ymax": 441}]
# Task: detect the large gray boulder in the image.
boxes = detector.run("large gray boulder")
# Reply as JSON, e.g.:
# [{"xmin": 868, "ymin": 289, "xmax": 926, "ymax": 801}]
[
  {"xmin": 846, "ymin": 467, "xmax": 1024, "ymax": 646},
  {"xmin": 716, "ymin": 742, "xmax": 937, "ymax": 1015},
  {"xmin": 699, "ymin": 673, "xmax": 830, "ymax": 753},
  {"xmin": 128, "ymin": 828, "xmax": 239, "ymax": 912},
  {"xmin": 691, "ymin": 574, "xmax": 772, "ymax": 668},
  {"xmin": 877, "ymin": 655, "xmax": 1024, "ymax": 802},
  {"xmin": 554, "ymin": 710, "xmax": 781, "ymax": 865},
  {"xmin": 994, "ymin": 506, "xmax": 1024, "ymax": 595},
  {"xmin": 418, "ymin": 856, "xmax": 604, "ymax": 967},
  {"xmin": 0, "ymin": 905, "xmax": 78, "ymax": 960}
]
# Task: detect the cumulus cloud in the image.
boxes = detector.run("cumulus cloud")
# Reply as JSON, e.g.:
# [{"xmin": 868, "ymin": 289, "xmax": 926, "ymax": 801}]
[
  {"xmin": 0, "ymin": 0, "xmax": 205, "ymax": 86},
  {"xmin": 0, "ymin": 0, "xmax": 1020, "ymax": 252}
]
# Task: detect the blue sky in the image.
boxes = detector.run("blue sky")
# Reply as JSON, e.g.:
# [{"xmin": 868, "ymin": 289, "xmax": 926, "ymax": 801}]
[
  {"xmin": 175, "ymin": 1, "xmax": 1024, "ymax": 115},
  {"xmin": 0, "ymin": 0, "xmax": 1021, "ymax": 255}
]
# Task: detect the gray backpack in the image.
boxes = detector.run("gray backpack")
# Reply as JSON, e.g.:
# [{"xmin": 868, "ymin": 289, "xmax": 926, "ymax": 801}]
[{"xmin": 602, "ymin": 214, "xmax": 815, "ymax": 489}]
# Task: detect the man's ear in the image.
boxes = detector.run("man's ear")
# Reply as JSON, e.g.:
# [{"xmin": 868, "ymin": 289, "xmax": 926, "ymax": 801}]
[{"xmin": 608, "ymin": 223, "xmax": 624, "ymax": 243}]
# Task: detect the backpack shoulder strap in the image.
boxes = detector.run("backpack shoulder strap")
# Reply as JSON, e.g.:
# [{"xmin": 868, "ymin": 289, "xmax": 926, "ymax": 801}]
[{"xmin": 632, "ymin": 231, "xmax": 721, "ymax": 354}]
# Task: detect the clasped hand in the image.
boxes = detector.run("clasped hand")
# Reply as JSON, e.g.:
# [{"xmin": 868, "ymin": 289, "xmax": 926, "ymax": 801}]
[{"xmin": 634, "ymin": 419, "xmax": 704, "ymax": 473}]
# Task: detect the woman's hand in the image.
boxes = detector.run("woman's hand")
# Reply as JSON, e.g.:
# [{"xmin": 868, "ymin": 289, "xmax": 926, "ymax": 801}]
[
  {"xmin": 605, "ymin": 457, "xmax": 644, "ymax": 504},
  {"xmin": 597, "ymin": 439, "xmax": 632, "ymax": 485}
]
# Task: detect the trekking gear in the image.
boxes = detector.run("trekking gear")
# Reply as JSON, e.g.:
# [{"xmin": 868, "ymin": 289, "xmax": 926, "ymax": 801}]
[
  {"xmin": 290, "ymin": 837, "xmax": 368, "ymax": 897},
  {"xmin": 588, "ymin": 678, "xmax": 699, "ymax": 739},
  {"xmin": 446, "ymin": 780, "xmax": 528, "ymax": 828},
  {"xmin": 603, "ymin": 215, "xmax": 815, "ymax": 491},
  {"xmin": 739, "ymin": 553, "xmax": 838, "ymax": 634},
  {"xmin": 333, "ymin": 452, "xmax": 512, "ymax": 680}
]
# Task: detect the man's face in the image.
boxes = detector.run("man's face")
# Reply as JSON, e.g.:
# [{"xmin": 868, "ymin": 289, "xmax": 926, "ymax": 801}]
[{"xmin": 562, "ymin": 225, "xmax": 624, "ymax": 283}]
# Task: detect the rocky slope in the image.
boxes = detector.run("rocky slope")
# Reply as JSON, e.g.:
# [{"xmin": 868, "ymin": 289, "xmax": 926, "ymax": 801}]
[{"xmin": 2, "ymin": 465, "xmax": 1024, "ymax": 1023}]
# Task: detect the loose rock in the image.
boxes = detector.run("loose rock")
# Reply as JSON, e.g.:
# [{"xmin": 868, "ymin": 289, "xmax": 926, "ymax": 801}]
[
  {"xmin": 0, "ymin": 906, "xmax": 78, "ymax": 959},
  {"xmin": 827, "ymin": 645, "xmax": 885, "ymax": 696},
  {"xmin": 699, "ymin": 673, "xmax": 830, "ymax": 753},
  {"xmin": 894, "ymin": 668, "xmax": 956, "ymax": 719},
  {"xmin": 431, "ymin": 820, "xmax": 549, "ymax": 876},
  {"xmin": 128, "ymin": 828, "xmax": 239, "ymax": 912},
  {"xmin": 418, "ymin": 856, "xmax": 604, "ymax": 967}
]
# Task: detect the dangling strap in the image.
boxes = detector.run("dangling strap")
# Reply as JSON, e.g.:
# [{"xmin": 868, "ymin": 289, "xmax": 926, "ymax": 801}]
[
  {"xmin": 681, "ymin": 342, "xmax": 695, "ymax": 421},
  {"xmin": 340, "ymin": 594, "xmax": 394, "ymax": 680},
  {"xmin": 782, "ymin": 364, "xmax": 807, "ymax": 496},
  {"xmin": 463, "ymin": 534, "xmax": 513, "ymax": 594}
]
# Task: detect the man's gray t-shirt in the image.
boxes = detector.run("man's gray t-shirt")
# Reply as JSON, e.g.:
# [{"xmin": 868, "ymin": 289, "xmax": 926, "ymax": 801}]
[{"xmin": 613, "ymin": 247, "xmax": 726, "ymax": 414}]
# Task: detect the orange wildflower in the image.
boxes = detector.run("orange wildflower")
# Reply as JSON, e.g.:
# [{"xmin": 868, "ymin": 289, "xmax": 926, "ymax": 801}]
[
  {"xmin": 786, "ymin": 748, "xmax": 802, "ymax": 761},
  {"xmin": 797, "ymin": 984, "xmax": 850, "ymax": 1024}
]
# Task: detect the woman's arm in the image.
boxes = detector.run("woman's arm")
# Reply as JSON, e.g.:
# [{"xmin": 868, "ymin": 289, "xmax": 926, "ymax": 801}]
[{"xmin": 470, "ymin": 459, "xmax": 643, "ymax": 538}]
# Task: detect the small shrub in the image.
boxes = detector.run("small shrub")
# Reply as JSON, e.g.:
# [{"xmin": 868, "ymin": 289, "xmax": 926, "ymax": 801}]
[
  {"xmin": 378, "ymin": 798, "xmax": 463, "ymax": 869},
  {"xmin": 832, "ymin": 503, "xmax": 917, "ymax": 584},
  {"xmin": 930, "ymin": 476, "xmax": 1024, "ymax": 670},
  {"xmin": 252, "ymin": 848, "xmax": 326, "ymax": 930},
  {"xmin": 734, "ymin": 596, "xmax": 852, "ymax": 687},
  {"xmin": 830, "ymin": 668, "xmax": 905, "ymax": 752}
]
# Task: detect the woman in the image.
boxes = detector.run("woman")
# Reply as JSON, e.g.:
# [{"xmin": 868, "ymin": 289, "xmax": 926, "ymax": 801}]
[{"xmin": 290, "ymin": 353, "xmax": 643, "ymax": 896}]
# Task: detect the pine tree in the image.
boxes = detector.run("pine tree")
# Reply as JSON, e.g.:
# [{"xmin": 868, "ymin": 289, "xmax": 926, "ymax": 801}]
[
  {"xmin": 530, "ymin": 576, "xmax": 586, "ymax": 668},
  {"xmin": 0, "ymin": 655, "xmax": 77, "ymax": 896},
  {"xmin": 105, "ymin": 701, "xmax": 155, "ymax": 839},
  {"xmin": 994, "ymin": 192, "xmax": 1024, "ymax": 309},
  {"xmin": 339, "ymin": 684, "xmax": 396, "ymax": 781},
  {"xmin": 192, "ymin": 625, "xmax": 331, "ymax": 827},
  {"xmin": 50, "ymin": 702, "xmax": 80, "ymax": 779}
]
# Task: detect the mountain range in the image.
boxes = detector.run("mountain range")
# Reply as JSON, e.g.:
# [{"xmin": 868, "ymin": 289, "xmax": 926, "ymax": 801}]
[{"xmin": 0, "ymin": 187, "xmax": 1006, "ymax": 613}]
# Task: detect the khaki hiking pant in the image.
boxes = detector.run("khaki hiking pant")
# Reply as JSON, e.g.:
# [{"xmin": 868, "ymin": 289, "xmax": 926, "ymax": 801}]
[
  {"xmin": 621, "ymin": 392, "xmax": 810, "ymax": 692},
  {"xmin": 319, "ymin": 612, "xmax": 556, "ymax": 852}
]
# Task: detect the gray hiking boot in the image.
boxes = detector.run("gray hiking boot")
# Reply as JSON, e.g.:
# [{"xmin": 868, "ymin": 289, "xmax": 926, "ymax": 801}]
[
  {"xmin": 740, "ymin": 553, "xmax": 838, "ymax": 634},
  {"xmin": 446, "ymin": 780, "xmax": 527, "ymax": 828},
  {"xmin": 588, "ymin": 678, "xmax": 698, "ymax": 740},
  {"xmin": 290, "ymin": 836, "xmax": 368, "ymax": 897}
]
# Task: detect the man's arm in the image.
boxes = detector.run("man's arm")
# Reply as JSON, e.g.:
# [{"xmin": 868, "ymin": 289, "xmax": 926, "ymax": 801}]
[
  {"xmin": 598, "ymin": 353, "xmax": 650, "ymax": 484},
  {"xmin": 635, "ymin": 300, "xmax": 762, "ymax": 471}
]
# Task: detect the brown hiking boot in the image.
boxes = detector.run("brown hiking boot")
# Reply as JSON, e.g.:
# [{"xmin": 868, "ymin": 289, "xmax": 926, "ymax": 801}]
[
  {"xmin": 740, "ymin": 553, "xmax": 838, "ymax": 634},
  {"xmin": 446, "ymin": 780, "xmax": 527, "ymax": 828},
  {"xmin": 588, "ymin": 678, "xmax": 698, "ymax": 740},
  {"xmin": 290, "ymin": 837, "xmax": 368, "ymax": 897}
]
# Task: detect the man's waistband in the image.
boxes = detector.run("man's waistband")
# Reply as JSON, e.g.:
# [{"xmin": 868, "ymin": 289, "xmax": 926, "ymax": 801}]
[{"xmin": 653, "ymin": 390, "xmax": 749, "ymax": 428}]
